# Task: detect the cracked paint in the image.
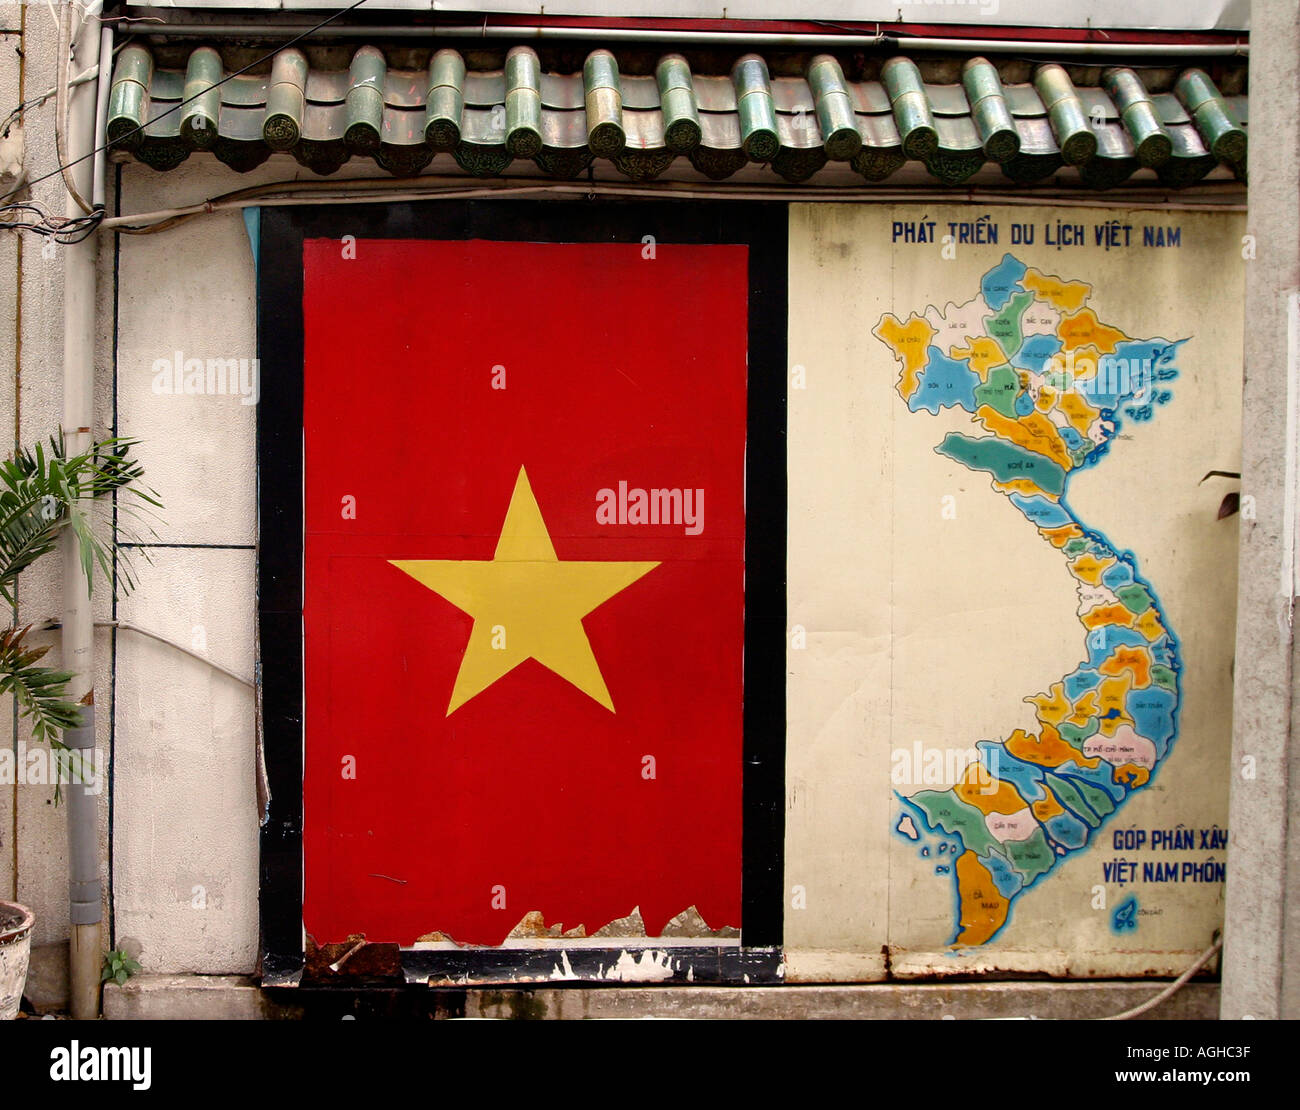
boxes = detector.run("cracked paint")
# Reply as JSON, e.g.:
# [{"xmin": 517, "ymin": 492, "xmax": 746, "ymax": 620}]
[
  {"xmin": 604, "ymin": 950, "xmax": 676, "ymax": 982},
  {"xmin": 415, "ymin": 904, "xmax": 740, "ymax": 949}
]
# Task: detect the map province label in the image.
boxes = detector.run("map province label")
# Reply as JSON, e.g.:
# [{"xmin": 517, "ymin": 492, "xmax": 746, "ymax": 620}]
[{"xmin": 873, "ymin": 252, "xmax": 1186, "ymax": 947}]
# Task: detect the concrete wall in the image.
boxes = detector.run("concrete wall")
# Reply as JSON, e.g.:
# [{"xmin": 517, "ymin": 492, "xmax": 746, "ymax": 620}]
[
  {"xmin": 0, "ymin": 8, "xmax": 1252, "ymax": 1002},
  {"xmin": 1, "ymin": 1, "xmax": 115, "ymax": 1003},
  {"xmin": 1222, "ymin": 0, "xmax": 1300, "ymax": 1020},
  {"xmin": 1, "ymin": 8, "xmax": 268, "ymax": 995}
]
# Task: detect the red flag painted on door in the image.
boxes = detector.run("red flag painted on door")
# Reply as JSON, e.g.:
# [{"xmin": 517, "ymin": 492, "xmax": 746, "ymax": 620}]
[{"xmin": 302, "ymin": 238, "xmax": 748, "ymax": 947}]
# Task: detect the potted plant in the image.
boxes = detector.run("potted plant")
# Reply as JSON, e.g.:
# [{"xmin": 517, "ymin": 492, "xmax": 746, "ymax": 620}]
[
  {"xmin": 0, "ymin": 435, "xmax": 158, "ymax": 1017},
  {"xmin": 0, "ymin": 902, "xmax": 35, "ymax": 1019}
]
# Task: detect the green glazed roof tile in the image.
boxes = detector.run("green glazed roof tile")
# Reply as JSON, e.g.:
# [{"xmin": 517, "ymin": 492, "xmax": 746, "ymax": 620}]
[
  {"xmin": 771, "ymin": 77, "xmax": 815, "ymax": 115},
  {"xmin": 463, "ymin": 73, "xmax": 506, "ymax": 106},
  {"xmin": 691, "ymin": 75, "xmax": 736, "ymax": 112},
  {"xmin": 1076, "ymin": 87, "xmax": 1118, "ymax": 120},
  {"xmin": 934, "ymin": 114, "xmax": 983, "ymax": 154},
  {"xmin": 1101, "ymin": 67, "xmax": 1172, "ymax": 167},
  {"xmin": 657, "ymin": 55, "xmax": 701, "ymax": 152},
  {"xmin": 619, "ymin": 75, "xmax": 661, "ymax": 111},
  {"xmin": 106, "ymin": 44, "xmax": 1247, "ymax": 189},
  {"xmin": 962, "ymin": 57, "xmax": 1018, "ymax": 164},
  {"xmin": 1012, "ymin": 116, "xmax": 1061, "ymax": 156},
  {"xmin": 1167, "ymin": 121, "xmax": 1212, "ymax": 157},
  {"xmin": 1003, "ymin": 84, "xmax": 1048, "ymax": 117},
  {"xmin": 1091, "ymin": 121, "xmax": 1136, "ymax": 159},
  {"xmin": 923, "ymin": 83, "xmax": 972, "ymax": 116},
  {"xmin": 148, "ymin": 68, "xmax": 183, "ymax": 102},
  {"xmin": 1034, "ymin": 63, "xmax": 1096, "ymax": 166},
  {"xmin": 881, "ymin": 57, "xmax": 938, "ymax": 160},
  {"xmin": 857, "ymin": 112, "xmax": 901, "ymax": 148},
  {"xmin": 846, "ymin": 82, "xmax": 891, "ymax": 115}
]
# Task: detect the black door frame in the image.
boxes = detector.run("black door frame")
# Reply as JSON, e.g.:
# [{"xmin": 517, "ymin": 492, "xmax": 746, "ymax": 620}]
[{"xmin": 256, "ymin": 199, "xmax": 787, "ymax": 986}]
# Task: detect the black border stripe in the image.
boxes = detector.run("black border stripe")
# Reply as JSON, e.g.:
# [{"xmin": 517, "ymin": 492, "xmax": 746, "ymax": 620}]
[
  {"xmin": 256, "ymin": 199, "xmax": 787, "ymax": 984},
  {"xmin": 257, "ymin": 206, "xmax": 307, "ymax": 983}
]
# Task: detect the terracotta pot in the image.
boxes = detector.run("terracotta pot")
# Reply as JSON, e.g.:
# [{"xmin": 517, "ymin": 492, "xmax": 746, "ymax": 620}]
[{"xmin": 0, "ymin": 901, "xmax": 35, "ymax": 1019}]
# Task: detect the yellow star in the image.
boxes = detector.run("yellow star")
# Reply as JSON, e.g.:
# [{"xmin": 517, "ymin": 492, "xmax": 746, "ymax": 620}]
[{"xmin": 391, "ymin": 466, "xmax": 659, "ymax": 715}]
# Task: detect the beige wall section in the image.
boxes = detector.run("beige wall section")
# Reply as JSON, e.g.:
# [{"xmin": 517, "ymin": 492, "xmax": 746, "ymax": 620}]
[
  {"xmin": 786, "ymin": 202, "xmax": 1244, "ymax": 981},
  {"xmin": 109, "ymin": 159, "xmax": 287, "ymax": 974}
]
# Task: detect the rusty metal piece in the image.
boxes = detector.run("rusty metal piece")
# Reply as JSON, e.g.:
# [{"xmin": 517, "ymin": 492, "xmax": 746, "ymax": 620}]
[
  {"xmin": 328, "ymin": 937, "xmax": 367, "ymax": 972},
  {"xmin": 304, "ymin": 933, "xmax": 404, "ymax": 983}
]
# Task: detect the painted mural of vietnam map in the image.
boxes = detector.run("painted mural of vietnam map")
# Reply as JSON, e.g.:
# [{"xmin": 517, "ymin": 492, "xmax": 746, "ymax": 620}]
[{"xmin": 873, "ymin": 253, "xmax": 1186, "ymax": 947}]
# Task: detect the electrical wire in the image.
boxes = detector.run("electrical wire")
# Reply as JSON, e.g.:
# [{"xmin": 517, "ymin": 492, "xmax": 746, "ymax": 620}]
[
  {"xmin": 0, "ymin": 197, "xmax": 102, "ymax": 243},
  {"xmin": 38, "ymin": 618, "xmax": 254, "ymax": 687},
  {"xmin": 1100, "ymin": 935, "xmax": 1223, "ymax": 1020},
  {"xmin": 56, "ymin": 0, "xmax": 94, "ymax": 215},
  {"xmin": 0, "ymin": 64, "xmax": 101, "ymax": 139},
  {"xmin": 0, "ymin": 0, "xmax": 373, "ymax": 209},
  {"xmin": 92, "ymin": 172, "xmax": 1245, "ymax": 237},
  {"xmin": 0, "ymin": 5, "xmax": 115, "ymax": 243}
]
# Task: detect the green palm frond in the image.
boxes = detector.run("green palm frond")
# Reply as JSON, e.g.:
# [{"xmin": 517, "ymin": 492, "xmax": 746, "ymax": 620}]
[
  {"xmin": 0, "ymin": 625, "xmax": 82, "ymax": 744},
  {"xmin": 0, "ymin": 434, "xmax": 162, "ymax": 606},
  {"xmin": 0, "ymin": 435, "xmax": 162, "ymax": 763}
]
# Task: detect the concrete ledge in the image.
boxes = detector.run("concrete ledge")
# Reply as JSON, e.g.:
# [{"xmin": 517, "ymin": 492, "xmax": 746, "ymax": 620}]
[
  {"xmin": 103, "ymin": 974, "xmax": 1219, "ymax": 1019},
  {"xmin": 104, "ymin": 975, "xmax": 303, "ymax": 1020},
  {"xmin": 468, "ymin": 981, "xmax": 1219, "ymax": 1020}
]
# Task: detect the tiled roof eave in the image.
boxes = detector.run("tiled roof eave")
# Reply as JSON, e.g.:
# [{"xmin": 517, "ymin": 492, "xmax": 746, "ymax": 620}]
[{"xmin": 105, "ymin": 44, "xmax": 1249, "ymax": 190}]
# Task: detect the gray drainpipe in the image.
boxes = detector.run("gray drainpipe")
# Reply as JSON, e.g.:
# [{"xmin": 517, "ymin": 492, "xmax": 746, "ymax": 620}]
[
  {"xmin": 61, "ymin": 7, "xmax": 105, "ymax": 1021},
  {"xmin": 63, "ymin": 706, "xmax": 99, "ymax": 943}
]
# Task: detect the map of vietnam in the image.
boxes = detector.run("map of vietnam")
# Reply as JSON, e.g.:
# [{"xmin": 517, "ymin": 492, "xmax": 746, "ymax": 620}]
[{"xmin": 873, "ymin": 252, "xmax": 1185, "ymax": 946}]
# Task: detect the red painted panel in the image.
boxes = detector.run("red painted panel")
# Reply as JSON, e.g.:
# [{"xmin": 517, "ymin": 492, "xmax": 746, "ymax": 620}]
[{"xmin": 301, "ymin": 239, "xmax": 748, "ymax": 947}]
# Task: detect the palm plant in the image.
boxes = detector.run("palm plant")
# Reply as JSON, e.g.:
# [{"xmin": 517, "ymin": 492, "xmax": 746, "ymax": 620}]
[{"xmin": 0, "ymin": 434, "xmax": 160, "ymax": 755}]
